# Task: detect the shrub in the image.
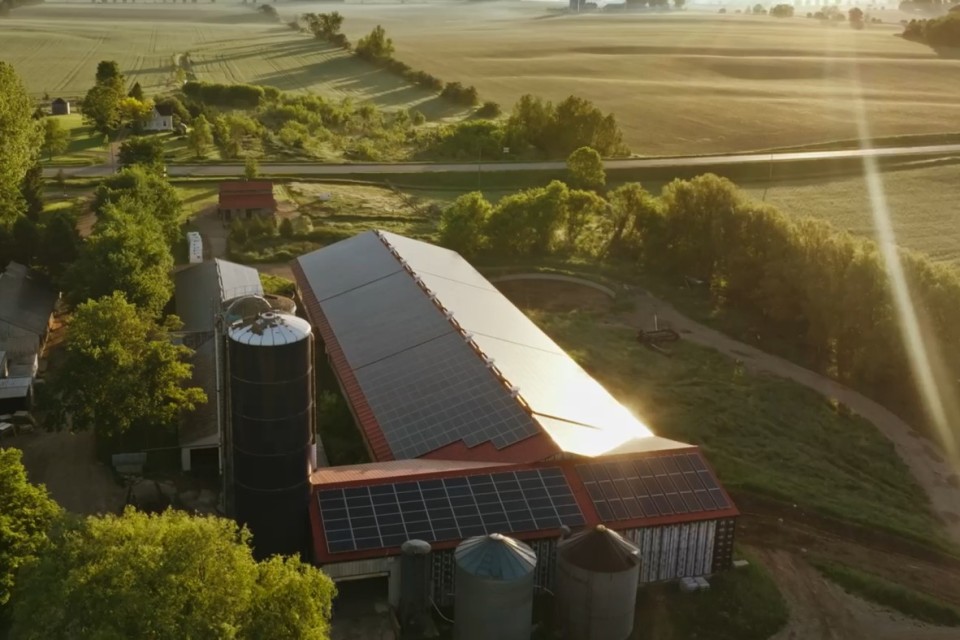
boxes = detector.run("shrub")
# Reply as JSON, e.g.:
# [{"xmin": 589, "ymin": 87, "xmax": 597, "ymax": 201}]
[
  {"xmin": 182, "ymin": 81, "xmax": 265, "ymax": 109},
  {"xmin": 770, "ymin": 4, "xmax": 794, "ymax": 17},
  {"xmin": 476, "ymin": 101, "xmax": 502, "ymax": 118},
  {"xmin": 440, "ymin": 82, "xmax": 480, "ymax": 106}
]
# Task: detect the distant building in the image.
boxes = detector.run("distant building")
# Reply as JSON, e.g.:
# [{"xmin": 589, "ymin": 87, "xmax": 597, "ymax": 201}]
[
  {"xmin": 144, "ymin": 104, "xmax": 175, "ymax": 132},
  {"xmin": 173, "ymin": 259, "xmax": 264, "ymax": 472},
  {"xmin": 50, "ymin": 98, "xmax": 70, "ymax": 116},
  {"xmin": 0, "ymin": 262, "xmax": 58, "ymax": 413},
  {"xmin": 218, "ymin": 181, "xmax": 277, "ymax": 221}
]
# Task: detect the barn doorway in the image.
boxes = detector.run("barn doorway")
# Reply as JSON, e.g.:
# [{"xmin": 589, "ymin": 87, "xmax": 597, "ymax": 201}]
[{"xmin": 331, "ymin": 575, "xmax": 393, "ymax": 640}]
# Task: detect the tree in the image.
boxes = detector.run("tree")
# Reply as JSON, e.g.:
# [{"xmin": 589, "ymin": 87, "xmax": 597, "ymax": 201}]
[
  {"xmin": 128, "ymin": 80, "xmax": 144, "ymax": 101},
  {"xmin": 92, "ymin": 166, "xmax": 182, "ymax": 246},
  {"xmin": 439, "ymin": 191, "xmax": 493, "ymax": 257},
  {"xmin": 486, "ymin": 180, "xmax": 570, "ymax": 256},
  {"xmin": 64, "ymin": 209, "xmax": 174, "ymax": 316},
  {"xmin": 674, "ymin": 0, "xmax": 685, "ymax": 7},
  {"xmin": 81, "ymin": 82, "xmax": 122, "ymax": 134},
  {"xmin": 770, "ymin": 3, "xmax": 794, "ymax": 17},
  {"xmin": 0, "ymin": 449, "xmax": 60, "ymax": 608},
  {"xmin": 20, "ymin": 163, "xmax": 44, "ymax": 221},
  {"xmin": 0, "ymin": 62, "xmax": 41, "ymax": 225},
  {"xmin": 42, "ymin": 293, "xmax": 203, "ymax": 442},
  {"xmin": 848, "ymin": 7, "xmax": 864, "ymax": 27},
  {"xmin": 566, "ymin": 146, "xmax": 606, "ymax": 192},
  {"xmin": 753, "ymin": 3, "xmax": 767, "ymax": 14},
  {"xmin": 355, "ymin": 25, "xmax": 395, "ymax": 61},
  {"xmin": 552, "ymin": 96, "xmax": 625, "ymax": 157},
  {"xmin": 118, "ymin": 96, "xmax": 154, "ymax": 131},
  {"xmin": 37, "ymin": 209, "xmax": 80, "ymax": 281},
  {"xmin": 187, "ymin": 114, "xmax": 213, "ymax": 158},
  {"xmin": 95, "ymin": 60, "xmax": 123, "ymax": 88},
  {"xmin": 563, "ymin": 188, "xmax": 608, "ymax": 255},
  {"xmin": 118, "ymin": 135, "xmax": 165, "ymax": 170},
  {"xmin": 10, "ymin": 509, "xmax": 334, "ymax": 639},
  {"xmin": 42, "ymin": 117, "xmax": 70, "ymax": 161},
  {"xmin": 607, "ymin": 182, "xmax": 661, "ymax": 258},
  {"xmin": 244, "ymin": 156, "xmax": 260, "ymax": 180},
  {"xmin": 11, "ymin": 213, "xmax": 40, "ymax": 265}
]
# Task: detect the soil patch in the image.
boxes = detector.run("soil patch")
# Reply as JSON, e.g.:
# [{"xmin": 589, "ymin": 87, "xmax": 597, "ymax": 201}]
[{"xmin": 495, "ymin": 278, "xmax": 613, "ymax": 314}]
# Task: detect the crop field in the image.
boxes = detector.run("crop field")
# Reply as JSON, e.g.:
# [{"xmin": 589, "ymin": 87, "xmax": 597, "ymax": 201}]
[
  {"xmin": 0, "ymin": 3, "xmax": 442, "ymax": 115},
  {"xmin": 743, "ymin": 161, "xmax": 960, "ymax": 264},
  {"xmin": 321, "ymin": 2, "xmax": 960, "ymax": 154}
]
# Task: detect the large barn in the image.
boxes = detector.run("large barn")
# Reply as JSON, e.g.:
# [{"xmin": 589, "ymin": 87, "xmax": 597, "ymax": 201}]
[{"xmin": 291, "ymin": 230, "xmax": 738, "ymax": 606}]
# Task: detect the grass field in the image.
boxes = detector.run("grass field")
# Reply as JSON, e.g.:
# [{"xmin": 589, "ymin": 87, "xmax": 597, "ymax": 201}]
[
  {"xmin": 532, "ymin": 310, "xmax": 947, "ymax": 548},
  {"xmin": 324, "ymin": 3, "xmax": 960, "ymax": 154},
  {"xmin": 743, "ymin": 161, "xmax": 960, "ymax": 264},
  {"xmin": 0, "ymin": 3, "xmax": 449, "ymax": 117}
]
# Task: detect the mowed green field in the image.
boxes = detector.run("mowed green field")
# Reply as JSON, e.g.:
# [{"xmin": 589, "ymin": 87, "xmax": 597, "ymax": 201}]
[
  {"xmin": 321, "ymin": 2, "xmax": 960, "ymax": 154},
  {"xmin": 742, "ymin": 162, "xmax": 960, "ymax": 264},
  {"xmin": 0, "ymin": 3, "xmax": 440, "ymax": 113}
]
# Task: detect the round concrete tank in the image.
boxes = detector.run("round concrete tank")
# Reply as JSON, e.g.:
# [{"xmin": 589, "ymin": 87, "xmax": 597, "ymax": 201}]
[
  {"xmin": 555, "ymin": 524, "xmax": 641, "ymax": 640},
  {"xmin": 454, "ymin": 533, "xmax": 536, "ymax": 640},
  {"xmin": 228, "ymin": 311, "xmax": 313, "ymax": 558}
]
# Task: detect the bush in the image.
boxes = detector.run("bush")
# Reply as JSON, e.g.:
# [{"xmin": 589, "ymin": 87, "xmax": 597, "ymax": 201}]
[
  {"xmin": 355, "ymin": 25, "xmax": 394, "ymax": 61},
  {"xmin": 182, "ymin": 81, "xmax": 266, "ymax": 109},
  {"xmin": 475, "ymin": 101, "xmax": 502, "ymax": 118},
  {"xmin": 440, "ymin": 81, "xmax": 480, "ymax": 106},
  {"xmin": 770, "ymin": 4, "xmax": 794, "ymax": 17}
]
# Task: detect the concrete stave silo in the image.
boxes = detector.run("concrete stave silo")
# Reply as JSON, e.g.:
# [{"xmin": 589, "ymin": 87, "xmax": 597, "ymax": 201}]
[
  {"xmin": 555, "ymin": 524, "xmax": 641, "ymax": 640},
  {"xmin": 227, "ymin": 310, "xmax": 314, "ymax": 558},
  {"xmin": 454, "ymin": 533, "xmax": 536, "ymax": 640}
]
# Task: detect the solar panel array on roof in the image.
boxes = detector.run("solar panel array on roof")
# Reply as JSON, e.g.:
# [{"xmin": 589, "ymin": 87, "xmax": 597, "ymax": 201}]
[
  {"xmin": 353, "ymin": 333, "xmax": 538, "ymax": 459},
  {"xmin": 577, "ymin": 452, "xmax": 730, "ymax": 522},
  {"xmin": 317, "ymin": 467, "xmax": 585, "ymax": 554}
]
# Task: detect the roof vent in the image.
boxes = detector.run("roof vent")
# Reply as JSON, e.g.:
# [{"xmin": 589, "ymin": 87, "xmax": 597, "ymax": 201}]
[
  {"xmin": 463, "ymin": 332, "xmax": 473, "ymax": 341},
  {"xmin": 445, "ymin": 309, "xmax": 455, "ymax": 319},
  {"xmin": 509, "ymin": 385, "xmax": 521, "ymax": 398},
  {"xmin": 483, "ymin": 355, "xmax": 495, "ymax": 368}
]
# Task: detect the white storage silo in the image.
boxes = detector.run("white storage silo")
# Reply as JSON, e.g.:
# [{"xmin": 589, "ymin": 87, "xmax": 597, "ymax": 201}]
[
  {"xmin": 556, "ymin": 525, "xmax": 641, "ymax": 640},
  {"xmin": 454, "ymin": 533, "xmax": 536, "ymax": 640}
]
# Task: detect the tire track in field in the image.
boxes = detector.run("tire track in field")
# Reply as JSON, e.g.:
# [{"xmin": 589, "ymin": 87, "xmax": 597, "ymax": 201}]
[{"xmin": 55, "ymin": 35, "xmax": 106, "ymax": 94}]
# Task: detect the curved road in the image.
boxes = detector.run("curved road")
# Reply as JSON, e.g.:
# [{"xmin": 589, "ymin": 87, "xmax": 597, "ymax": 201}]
[{"xmin": 43, "ymin": 143, "xmax": 960, "ymax": 178}]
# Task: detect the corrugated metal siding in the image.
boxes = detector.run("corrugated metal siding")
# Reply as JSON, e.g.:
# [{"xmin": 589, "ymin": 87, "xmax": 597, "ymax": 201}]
[
  {"xmin": 624, "ymin": 520, "xmax": 717, "ymax": 582},
  {"xmin": 712, "ymin": 517, "xmax": 736, "ymax": 573},
  {"xmin": 323, "ymin": 556, "xmax": 396, "ymax": 580}
]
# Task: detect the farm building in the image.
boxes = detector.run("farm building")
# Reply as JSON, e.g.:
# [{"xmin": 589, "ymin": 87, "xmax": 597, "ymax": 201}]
[
  {"xmin": 187, "ymin": 231, "xmax": 203, "ymax": 264},
  {"xmin": 0, "ymin": 262, "xmax": 57, "ymax": 411},
  {"xmin": 218, "ymin": 181, "xmax": 277, "ymax": 221},
  {"xmin": 144, "ymin": 103, "xmax": 174, "ymax": 132},
  {"xmin": 290, "ymin": 230, "xmax": 738, "ymax": 607},
  {"xmin": 50, "ymin": 98, "xmax": 70, "ymax": 115},
  {"xmin": 173, "ymin": 259, "xmax": 264, "ymax": 471}
]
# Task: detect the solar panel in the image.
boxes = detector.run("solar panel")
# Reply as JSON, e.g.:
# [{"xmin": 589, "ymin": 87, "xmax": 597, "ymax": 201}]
[
  {"xmin": 576, "ymin": 452, "xmax": 731, "ymax": 523},
  {"xmin": 353, "ymin": 332, "xmax": 540, "ymax": 459},
  {"xmin": 317, "ymin": 468, "xmax": 585, "ymax": 554},
  {"xmin": 322, "ymin": 271, "xmax": 454, "ymax": 369},
  {"xmin": 378, "ymin": 231, "xmax": 498, "ymax": 292},
  {"xmin": 297, "ymin": 232, "xmax": 402, "ymax": 302}
]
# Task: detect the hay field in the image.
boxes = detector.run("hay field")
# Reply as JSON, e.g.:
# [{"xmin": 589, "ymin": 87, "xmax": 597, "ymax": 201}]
[
  {"xmin": 743, "ymin": 161, "xmax": 960, "ymax": 264},
  {"xmin": 320, "ymin": 2, "xmax": 960, "ymax": 154},
  {"xmin": 0, "ymin": 3, "xmax": 441, "ymax": 113}
]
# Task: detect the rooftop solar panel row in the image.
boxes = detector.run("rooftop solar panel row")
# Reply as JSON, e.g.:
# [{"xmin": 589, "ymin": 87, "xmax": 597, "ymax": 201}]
[
  {"xmin": 576, "ymin": 452, "xmax": 730, "ymax": 523},
  {"xmin": 317, "ymin": 467, "xmax": 585, "ymax": 554}
]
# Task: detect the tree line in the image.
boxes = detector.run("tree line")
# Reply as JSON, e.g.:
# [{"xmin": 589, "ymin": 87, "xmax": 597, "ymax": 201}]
[
  {"xmin": 903, "ymin": 11, "xmax": 960, "ymax": 50},
  {"xmin": 441, "ymin": 150, "xmax": 960, "ymax": 440}
]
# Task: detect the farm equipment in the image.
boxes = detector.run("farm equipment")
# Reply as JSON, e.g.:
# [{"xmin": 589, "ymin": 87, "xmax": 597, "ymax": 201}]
[{"xmin": 636, "ymin": 328, "xmax": 680, "ymax": 355}]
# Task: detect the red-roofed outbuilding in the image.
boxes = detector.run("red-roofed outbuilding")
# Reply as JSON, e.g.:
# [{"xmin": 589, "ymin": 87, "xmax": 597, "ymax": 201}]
[{"xmin": 219, "ymin": 180, "xmax": 276, "ymax": 221}]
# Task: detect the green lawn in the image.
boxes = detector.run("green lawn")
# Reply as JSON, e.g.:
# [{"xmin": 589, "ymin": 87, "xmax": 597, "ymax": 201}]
[
  {"xmin": 636, "ymin": 549, "xmax": 788, "ymax": 640},
  {"xmin": 174, "ymin": 181, "xmax": 220, "ymax": 220},
  {"xmin": 531, "ymin": 310, "xmax": 948, "ymax": 549},
  {"xmin": 43, "ymin": 114, "xmax": 108, "ymax": 166},
  {"xmin": 811, "ymin": 559, "xmax": 960, "ymax": 626}
]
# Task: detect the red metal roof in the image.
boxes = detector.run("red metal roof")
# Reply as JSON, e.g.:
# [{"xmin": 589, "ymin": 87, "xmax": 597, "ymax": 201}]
[
  {"xmin": 421, "ymin": 432, "xmax": 559, "ymax": 464},
  {"xmin": 219, "ymin": 193, "xmax": 276, "ymax": 210},
  {"xmin": 310, "ymin": 458, "xmax": 509, "ymax": 486},
  {"xmin": 219, "ymin": 180, "xmax": 273, "ymax": 193},
  {"xmin": 309, "ymin": 446, "xmax": 739, "ymax": 565},
  {"xmin": 292, "ymin": 260, "xmax": 394, "ymax": 461}
]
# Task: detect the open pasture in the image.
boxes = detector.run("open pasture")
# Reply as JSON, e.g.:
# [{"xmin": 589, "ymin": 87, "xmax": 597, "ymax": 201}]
[
  {"xmin": 0, "ymin": 3, "xmax": 442, "ymax": 114},
  {"xmin": 743, "ymin": 161, "xmax": 960, "ymax": 264},
  {"xmin": 323, "ymin": 3, "xmax": 960, "ymax": 154}
]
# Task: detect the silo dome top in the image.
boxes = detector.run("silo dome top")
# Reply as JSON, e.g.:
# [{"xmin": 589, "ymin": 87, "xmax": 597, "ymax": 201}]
[
  {"xmin": 401, "ymin": 539, "xmax": 432, "ymax": 555},
  {"xmin": 228, "ymin": 311, "xmax": 312, "ymax": 346},
  {"xmin": 558, "ymin": 524, "xmax": 640, "ymax": 573},
  {"xmin": 223, "ymin": 295, "xmax": 273, "ymax": 326},
  {"xmin": 454, "ymin": 533, "xmax": 536, "ymax": 580}
]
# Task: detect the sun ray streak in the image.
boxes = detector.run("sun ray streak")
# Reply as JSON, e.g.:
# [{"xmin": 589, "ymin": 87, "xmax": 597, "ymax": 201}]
[{"xmin": 847, "ymin": 59, "xmax": 958, "ymax": 463}]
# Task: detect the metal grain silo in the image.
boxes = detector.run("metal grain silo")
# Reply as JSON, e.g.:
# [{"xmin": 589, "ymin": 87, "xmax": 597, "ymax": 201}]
[
  {"xmin": 556, "ymin": 525, "xmax": 641, "ymax": 640},
  {"xmin": 399, "ymin": 539, "xmax": 432, "ymax": 636},
  {"xmin": 454, "ymin": 533, "xmax": 536, "ymax": 640},
  {"xmin": 227, "ymin": 310, "xmax": 314, "ymax": 558}
]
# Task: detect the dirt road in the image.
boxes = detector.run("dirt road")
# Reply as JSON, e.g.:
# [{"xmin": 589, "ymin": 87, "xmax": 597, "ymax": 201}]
[{"xmin": 751, "ymin": 547, "xmax": 958, "ymax": 640}]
